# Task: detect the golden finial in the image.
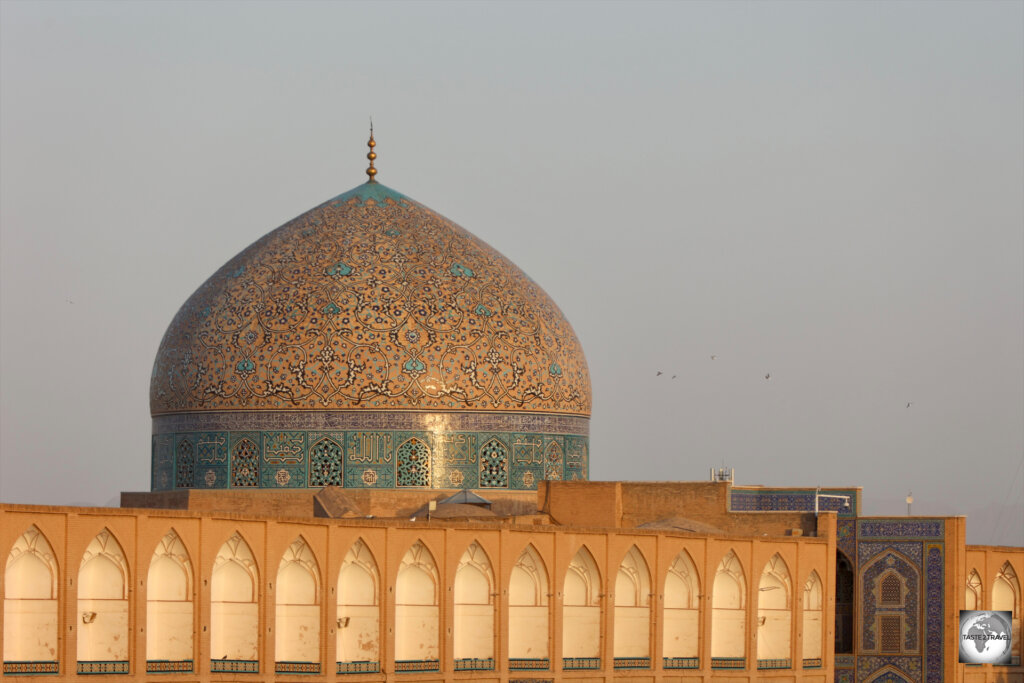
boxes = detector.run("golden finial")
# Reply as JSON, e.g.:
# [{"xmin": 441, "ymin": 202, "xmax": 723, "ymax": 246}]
[{"xmin": 365, "ymin": 120, "xmax": 377, "ymax": 183}]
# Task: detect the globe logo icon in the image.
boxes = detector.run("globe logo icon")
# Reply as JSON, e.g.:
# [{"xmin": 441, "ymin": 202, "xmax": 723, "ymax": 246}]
[{"xmin": 959, "ymin": 610, "xmax": 1013, "ymax": 664}]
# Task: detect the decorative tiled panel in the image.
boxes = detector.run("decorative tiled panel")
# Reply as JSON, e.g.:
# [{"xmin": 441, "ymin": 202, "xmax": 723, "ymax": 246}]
[
  {"xmin": 209, "ymin": 659, "xmax": 258, "ymax": 673},
  {"xmin": 803, "ymin": 658, "xmax": 823, "ymax": 668},
  {"xmin": 758, "ymin": 659, "xmax": 792, "ymax": 669},
  {"xmin": 711, "ymin": 657, "xmax": 745, "ymax": 669},
  {"xmin": 836, "ymin": 669, "xmax": 855, "ymax": 683},
  {"xmin": 860, "ymin": 545, "xmax": 920, "ymax": 654},
  {"xmin": 924, "ymin": 545, "xmax": 943, "ymax": 683},
  {"xmin": 453, "ymin": 658, "xmax": 494, "ymax": 671},
  {"xmin": 76, "ymin": 661, "xmax": 128, "ymax": 675},
  {"xmin": 613, "ymin": 657, "xmax": 650, "ymax": 669},
  {"xmin": 336, "ymin": 661, "xmax": 379, "ymax": 674},
  {"xmin": 509, "ymin": 658, "xmax": 549, "ymax": 670},
  {"xmin": 664, "ymin": 657, "xmax": 699, "ymax": 669},
  {"xmin": 858, "ymin": 520, "xmax": 944, "ymax": 539},
  {"xmin": 838, "ymin": 518, "xmax": 856, "ymax": 559},
  {"xmin": 274, "ymin": 661, "xmax": 320, "ymax": 674},
  {"xmin": 145, "ymin": 660, "xmax": 193, "ymax": 673},
  {"xmin": 3, "ymin": 661, "xmax": 59, "ymax": 675},
  {"xmin": 153, "ymin": 414, "xmax": 587, "ymax": 491},
  {"xmin": 730, "ymin": 488, "xmax": 859, "ymax": 516},
  {"xmin": 562, "ymin": 657, "xmax": 600, "ymax": 670},
  {"xmin": 394, "ymin": 660, "xmax": 439, "ymax": 673}
]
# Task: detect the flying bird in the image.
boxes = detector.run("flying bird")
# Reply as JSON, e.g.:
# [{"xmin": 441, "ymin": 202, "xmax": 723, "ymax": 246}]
[
  {"xmin": 765, "ymin": 373, "xmax": 771, "ymax": 380},
  {"xmin": 672, "ymin": 375, "xmax": 677, "ymax": 379},
  {"xmin": 656, "ymin": 371, "xmax": 663, "ymax": 376},
  {"xmin": 906, "ymin": 402, "xmax": 913, "ymax": 408},
  {"xmin": 710, "ymin": 355, "xmax": 717, "ymax": 360}
]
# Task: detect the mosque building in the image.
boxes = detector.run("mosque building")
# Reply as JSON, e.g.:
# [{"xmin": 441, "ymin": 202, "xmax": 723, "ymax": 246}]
[{"xmin": 1, "ymin": 134, "xmax": 1021, "ymax": 683}]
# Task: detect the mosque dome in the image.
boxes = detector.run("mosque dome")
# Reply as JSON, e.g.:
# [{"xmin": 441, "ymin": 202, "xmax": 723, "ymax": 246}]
[{"xmin": 149, "ymin": 139, "xmax": 590, "ymax": 493}]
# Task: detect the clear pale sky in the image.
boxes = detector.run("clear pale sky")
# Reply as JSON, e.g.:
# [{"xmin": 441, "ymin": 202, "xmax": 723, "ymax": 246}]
[{"xmin": 1, "ymin": 1, "xmax": 1021, "ymax": 545}]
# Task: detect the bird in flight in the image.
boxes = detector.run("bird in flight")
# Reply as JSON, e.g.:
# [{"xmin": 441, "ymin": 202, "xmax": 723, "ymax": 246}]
[
  {"xmin": 765, "ymin": 373, "xmax": 771, "ymax": 380},
  {"xmin": 710, "ymin": 355, "xmax": 717, "ymax": 360},
  {"xmin": 656, "ymin": 371, "xmax": 663, "ymax": 376},
  {"xmin": 906, "ymin": 402, "xmax": 913, "ymax": 408},
  {"xmin": 672, "ymin": 375, "xmax": 677, "ymax": 379}
]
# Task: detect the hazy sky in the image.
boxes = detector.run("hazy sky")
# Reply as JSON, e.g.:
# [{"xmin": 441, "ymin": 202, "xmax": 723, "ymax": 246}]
[{"xmin": 1, "ymin": 1, "xmax": 1021, "ymax": 545}]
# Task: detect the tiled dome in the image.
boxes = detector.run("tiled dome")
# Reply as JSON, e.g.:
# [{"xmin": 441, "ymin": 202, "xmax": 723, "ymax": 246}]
[{"xmin": 149, "ymin": 178, "xmax": 590, "ymax": 492}]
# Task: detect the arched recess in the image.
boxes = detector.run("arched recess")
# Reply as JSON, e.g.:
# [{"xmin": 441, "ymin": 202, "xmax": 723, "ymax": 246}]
[
  {"xmin": 337, "ymin": 539, "xmax": 380, "ymax": 669},
  {"xmin": 146, "ymin": 530, "xmax": 193, "ymax": 669},
  {"xmin": 77, "ymin": 529, "xmax": 129, "ymax": 668},
  {"xmin": 835, "ymin": 551, "xmax": 854, "ymax": 654},
  {"xmin": 802, "ymin": 571, "xmax": 823, "ymax": 665},
  {"xmin": 276, "ymin": 537, "xmax": 321, "ymax": 668},
  {"xmin": 711, "ymin": 550, "xmax": 746, "ymax": 661},
  {"xmin": 614, "ymin": 546, "xmax": 651, "ymax": 660},
  {"xmin": 965, "ymin": 569, "xmax": 982, "ymax": 611},
  {"xmin": 562, "ymin": 546, "xmax": 601, "ymax": 664},
  {"xmin": 757, "ymin": 553, "xmax": 792, "ymax": 665},
  {"xmin": 663, "ymin": 549, "xmax": 700, "ymax": 663},
  {"xmin": 4, "ymin": 526, "xmax": 59, "ymax": 670},
  {"xmin": 395, "ymin": 541, "xmax": 439, "ymax": 664},
  {"xmin": 993, "ymin": 562, "xmax": 1020, "ymax": 659},
  {"xmin": 210, "ymin": 533, "xmax": 259, "ymax": 664},
  {"xmin": 454, "ymin": 542, "xmax": 495, "ymax": 664},
  {"xmin": 508, "ymin": 545, "xmax": 548, "ymax": 662}
]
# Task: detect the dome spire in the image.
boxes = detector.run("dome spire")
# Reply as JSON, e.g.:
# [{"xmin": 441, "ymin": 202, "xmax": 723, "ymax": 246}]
[{"xmin": 365, "ymin": 120, "xmax": 378, "ymax": 183}]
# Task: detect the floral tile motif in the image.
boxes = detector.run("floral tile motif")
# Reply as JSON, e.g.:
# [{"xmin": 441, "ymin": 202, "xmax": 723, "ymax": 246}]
[{"xmin": 151, "ymin": 184, "xmax": 590, "ymax": 416}]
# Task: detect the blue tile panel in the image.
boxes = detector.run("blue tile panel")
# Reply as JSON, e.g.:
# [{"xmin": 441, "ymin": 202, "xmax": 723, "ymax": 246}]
[
  {"xmin": 613, "ymin": 657, "xmax": 650, "ymax": 669},
  {"xmin": 509, "ymin": 658, "xmax": 550, "ymax": 670},
  {"xmin": 153, "ymin": 413, "xmax": 588, "ymax": 491},
  {"xmin": 758, "ymin": 658, "xmax": 792, "ymax": 669},
  {"xmin": 3, "ymin": 662, "xmax": 59, "ymax": 675},
  {"xmin": 730, "ymin": 487, "xmax": 859, "ymax": 516},
  {"xmin": 336, "ymin": 661, "xmax": 379, "ymax": 674},
  {"xmin": 453, "ymin": 658, "xmax": 494, "ymax": 671},
  {"xmin": 274, "ymin": 661, "xmax": 320, "ymax": 674},
  {"xmin": 664, "ymin": 657, "xmax": 699, "ymax": 669},
  {"xmin": 852, "ymin": 519, "xmax": 945, "ymax": 683},
  {"xmin": 562, "ymin": 658, "xmax": 600, "ymax": 670},
  {"xmin": 209, "ymin": 659, "xmax": 258, "ymax": 673},
  {"xmin": 394, "ymin": 660, "xmax": 439, "ymax": 673},
  {"xmin": 145, "ymin": 660, "xmax": 193, "ymax": 673},
  {"xmin": 76, "ymin": 662, "xmax": 129, "ymax": 675},
  {"xmin": 711, "ymin": 657, "xmax": 745, "ymax": 669}
]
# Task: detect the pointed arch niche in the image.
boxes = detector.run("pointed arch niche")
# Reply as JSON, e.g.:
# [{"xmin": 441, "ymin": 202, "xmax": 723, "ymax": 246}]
[
  {"xmin": 965, "ymin": 569, "xmax": 982, "ymax": 611},
  {"xmin": 562, "ymin": 546, "xmax": 601, "ymax": 668},
  {"xmin": 993, "ymin": 562, "xmax": 1020, "ymax": 659},
  {"xmin": 454, "ymin": 542, "xmax": 495, "ymax": 667},
  {"xmin": 711, "ymin": 550, "xmax": 746, "ymax": 664},
  {"xmin": 210, "ymin": 533, "xmax": 259, "ymax": 667},
  {"xmin": 77, "ymin": 529, "xmax": 129, "ymax": 672},
  {"xmin": 275, "ymin": 537, "xmax": 321, "ymax": 671},
  {"xmin": 4, "ymin": 526, "xmax": 59, "ymax": 672},
  {"xmin": 394, "ymin": 541, "xmax": 439, "ymax": 667},
  {"xmin": 508, "ymin": 545, "xmax": 549, "ymax": 665},
  {"xmin": 146, "ymin": 530, "xmax": 194, "ymax": 671},
  {"xmin": 802, "ymin": 571, "xmax": 823, "ymax": 666},
  {"xmin": 663, "ymin": 549, "xmax": 700, "ymax": 667},
  {"xmin": 757, "ymin": 553, "xmax": 792, "ymax": 666},
  {"xmin": 614, "ymin": 546, "xmax": 651, "ymax": 663},
  {"xmin": 337, "ymin": 539, "xmax": 380, "ymax": 673}
]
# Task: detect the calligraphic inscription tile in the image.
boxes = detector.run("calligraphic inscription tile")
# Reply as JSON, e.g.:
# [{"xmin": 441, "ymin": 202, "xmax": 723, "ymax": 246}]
[
  {"xmin": 858, "ymin": 520, "xmax": 944, "ymax": 539},
  {"xmin": 196, "ymin": 432, "xmax": 229, "ymax": 465},
  {"xmin": 262, "ymin": 431, "xmax": 306, "ymax": 465}
]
